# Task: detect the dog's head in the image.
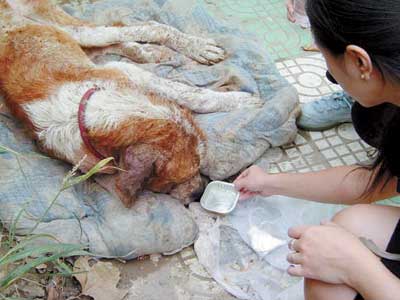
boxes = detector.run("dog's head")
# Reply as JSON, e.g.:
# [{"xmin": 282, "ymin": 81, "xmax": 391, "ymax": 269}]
[{"xmin": 115, "ymin": 130, "xmax": 206, "ymax": 207}]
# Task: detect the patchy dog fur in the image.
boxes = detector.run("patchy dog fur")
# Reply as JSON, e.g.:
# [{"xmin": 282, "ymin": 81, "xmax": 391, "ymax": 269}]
[{"xmin": 0, "ymin": 0, "xmax": 262, "ymax": 206}]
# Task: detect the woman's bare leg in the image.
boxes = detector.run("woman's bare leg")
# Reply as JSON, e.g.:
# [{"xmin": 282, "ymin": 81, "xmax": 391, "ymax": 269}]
[{"xmin": 305, "ymin": 204, "xmax": 400, "ymax": 300}]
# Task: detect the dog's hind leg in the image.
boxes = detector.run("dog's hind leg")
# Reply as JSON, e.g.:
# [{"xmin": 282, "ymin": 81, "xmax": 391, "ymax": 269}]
[
  {"xmin": 105, "ymin": 61, "xmax": 264, "ymax": 113},
  {"xmin": 60, "ymin": 22, "xmax": 225, "ymax": 65}
]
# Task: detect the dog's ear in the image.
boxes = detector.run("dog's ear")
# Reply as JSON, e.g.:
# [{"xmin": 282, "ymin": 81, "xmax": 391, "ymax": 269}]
[{"xmin": 115, "ymin": 144, "xmax": 158, "ymax": 207}]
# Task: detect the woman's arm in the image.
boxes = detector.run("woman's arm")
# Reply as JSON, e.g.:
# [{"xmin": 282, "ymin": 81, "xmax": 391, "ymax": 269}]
[
  {"xmin": 269, "ymin": 165, "xmax": 398, "ymax": 204},
  {"xmin": 234, "ymin": 165, "xmax": 398, "ymax": 205}
]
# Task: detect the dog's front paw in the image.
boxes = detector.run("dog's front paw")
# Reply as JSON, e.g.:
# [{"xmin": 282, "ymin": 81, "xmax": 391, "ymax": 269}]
[{"xmin": 181, "ymin": 36, "xmax": 226, "ymax": 65}]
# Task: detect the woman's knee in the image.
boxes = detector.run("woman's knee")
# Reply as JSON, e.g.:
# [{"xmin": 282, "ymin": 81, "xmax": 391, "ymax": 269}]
[
  {"xmin": 331, "ymin": 204, "xmax": 372, "ymax": 236},
  {"xmin": 305, "ymin": 278, "xmax": 357, "ymax": 300},
  {"xmin": 332, "ymin": 204, "xmax": 400, "ymax": 249}
]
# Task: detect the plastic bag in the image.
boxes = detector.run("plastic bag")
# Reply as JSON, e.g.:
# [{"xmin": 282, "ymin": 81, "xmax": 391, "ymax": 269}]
[{"xmin": 191, "ymin": 196, "xmax": 344, "ymax": 299}]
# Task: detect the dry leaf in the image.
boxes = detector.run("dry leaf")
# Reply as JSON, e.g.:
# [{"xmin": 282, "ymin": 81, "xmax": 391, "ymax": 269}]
[
  {"xmin": 73, "ymin": 257, "xmax": 128, "ymax": 300},
  {"xmin": 0, "ymin": 270, "xmax": 5, "ymax": 281},
  {"xmin": 73, "ymin": 257, "xmax": 90, "ymax": 290},
  {"xmin": 35, "ymin": 263, "xmax": 48, "ymax": 274},
  {"xmin": 46, "ymin": 276, "xmax": 63, "ymax": 300}
]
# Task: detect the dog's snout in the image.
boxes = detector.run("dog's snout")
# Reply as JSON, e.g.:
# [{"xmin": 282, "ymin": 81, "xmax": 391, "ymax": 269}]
[
  {"xmin": 190, "ymin": 189, "xmax": 204, "ymax": 202},
  {"xmin": 189, "ymin": 176, "xmax": 208, "ymax": 202}
]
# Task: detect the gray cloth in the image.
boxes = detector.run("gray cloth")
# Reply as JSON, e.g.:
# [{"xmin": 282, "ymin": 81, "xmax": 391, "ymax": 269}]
[{"xmin": 0, "ymin": 0, "xmax": 298, "ymax": 258}]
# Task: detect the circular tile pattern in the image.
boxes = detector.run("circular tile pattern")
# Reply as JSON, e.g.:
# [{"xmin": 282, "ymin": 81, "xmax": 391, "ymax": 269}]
[
  {"xmin": 337, "ymin": 123, "xmax": 359, "ymax": 141},
  {"xmin": 277, "ymin": 53, "xmax": 343, "ymax": 104},
  {"xmin": 298, "ymin": 73, "xmax": 322, "ymax": 88}
]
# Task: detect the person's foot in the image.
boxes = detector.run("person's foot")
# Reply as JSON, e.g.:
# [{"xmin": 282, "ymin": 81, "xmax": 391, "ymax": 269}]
[
  {"xmin": 286, "ymin": 0, "xmax": 296, "ymax": 23},
  {"xmin": 297, "ymin": 92, "xmax": 354, "ymax": 131}
]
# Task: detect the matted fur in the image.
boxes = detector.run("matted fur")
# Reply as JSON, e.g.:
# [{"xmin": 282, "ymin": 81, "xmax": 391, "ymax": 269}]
[{"xmin": 0, "ymin": 0, "xmax": 262, "ymax": 206}]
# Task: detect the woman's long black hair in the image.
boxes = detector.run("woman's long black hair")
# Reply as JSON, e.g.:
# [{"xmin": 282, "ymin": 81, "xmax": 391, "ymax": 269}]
[{"xmin": 306, "ymin": 0, "xmax": 400, "ymax": 193}]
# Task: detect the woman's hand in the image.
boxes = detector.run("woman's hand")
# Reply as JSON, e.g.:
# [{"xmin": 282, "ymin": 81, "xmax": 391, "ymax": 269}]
[
  {"xmin": 286, "ymin": 221, "xmax": 380, "ymax": 285},
  {"xmin": 233, "ymin": 165, "xmax": 273, "ymax": 200}
]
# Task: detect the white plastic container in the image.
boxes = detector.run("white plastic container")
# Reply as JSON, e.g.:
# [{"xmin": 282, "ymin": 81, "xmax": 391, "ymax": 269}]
[{"xmin": 200, "ymin": 181, "xmax": 240, "ymax": 215}]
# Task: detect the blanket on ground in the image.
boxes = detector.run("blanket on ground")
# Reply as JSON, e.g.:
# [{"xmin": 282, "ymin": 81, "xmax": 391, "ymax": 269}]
[{"xmin": 0, "ymin": 0, "xmax": 298, "ymax": 258}]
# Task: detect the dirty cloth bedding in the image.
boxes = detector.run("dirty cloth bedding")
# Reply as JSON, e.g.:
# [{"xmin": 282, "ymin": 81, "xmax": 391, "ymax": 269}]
[{"xmin": 0, "ymin": 0, "xmax": 298, "ymax": 259}]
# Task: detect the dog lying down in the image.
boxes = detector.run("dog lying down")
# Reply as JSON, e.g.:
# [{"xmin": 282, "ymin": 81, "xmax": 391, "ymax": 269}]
[{"xmin": 0, "ymin": 0, "xmax": 264, "ymax": 207}]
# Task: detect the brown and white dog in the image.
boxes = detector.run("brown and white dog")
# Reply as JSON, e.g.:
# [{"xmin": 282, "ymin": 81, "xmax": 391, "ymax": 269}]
[{"xmin": 0, "ymin": 0, "xmax": 263, "ymax": 207}]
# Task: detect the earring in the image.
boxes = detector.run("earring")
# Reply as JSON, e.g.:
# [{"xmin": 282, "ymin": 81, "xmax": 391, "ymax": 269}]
[{"xmin": 361, "ymin": 74, "xmax": 366, "ymax": 80}]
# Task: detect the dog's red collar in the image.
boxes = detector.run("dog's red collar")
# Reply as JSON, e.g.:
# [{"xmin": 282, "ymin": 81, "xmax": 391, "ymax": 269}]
[{"xmin": 78, "ymin": 86, "xmax": 105, "ymax": 160}]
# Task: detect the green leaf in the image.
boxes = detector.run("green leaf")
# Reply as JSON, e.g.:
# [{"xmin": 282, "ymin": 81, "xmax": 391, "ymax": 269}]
[
  {"xmin": 1, "ymin": 234, "xmax": 60, "ymax": 263},
  {"xmin": 54, "ymin": 259, "xmax": 89, "ymax": 277},
  {"xmin": 0, "ymin": 243, "xmax": 87, "ymax": 267},
  {"xmin": 8, "ymin": 201, "xmax": 32, "ymax": 246},
  {"xmin": 62, "ymin": 157, "xmax": 114, "ymax": 190},
  {"xmin": 0, "ymin": 244, "xmax": 84, "ymax": 289},
  {"xmin": 0, "ymin": 145, "xmax": 18, "ymax": 156},
  {"xmin": 55, "ymin": 259, "xmax": 73, "ymax": 275}
]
